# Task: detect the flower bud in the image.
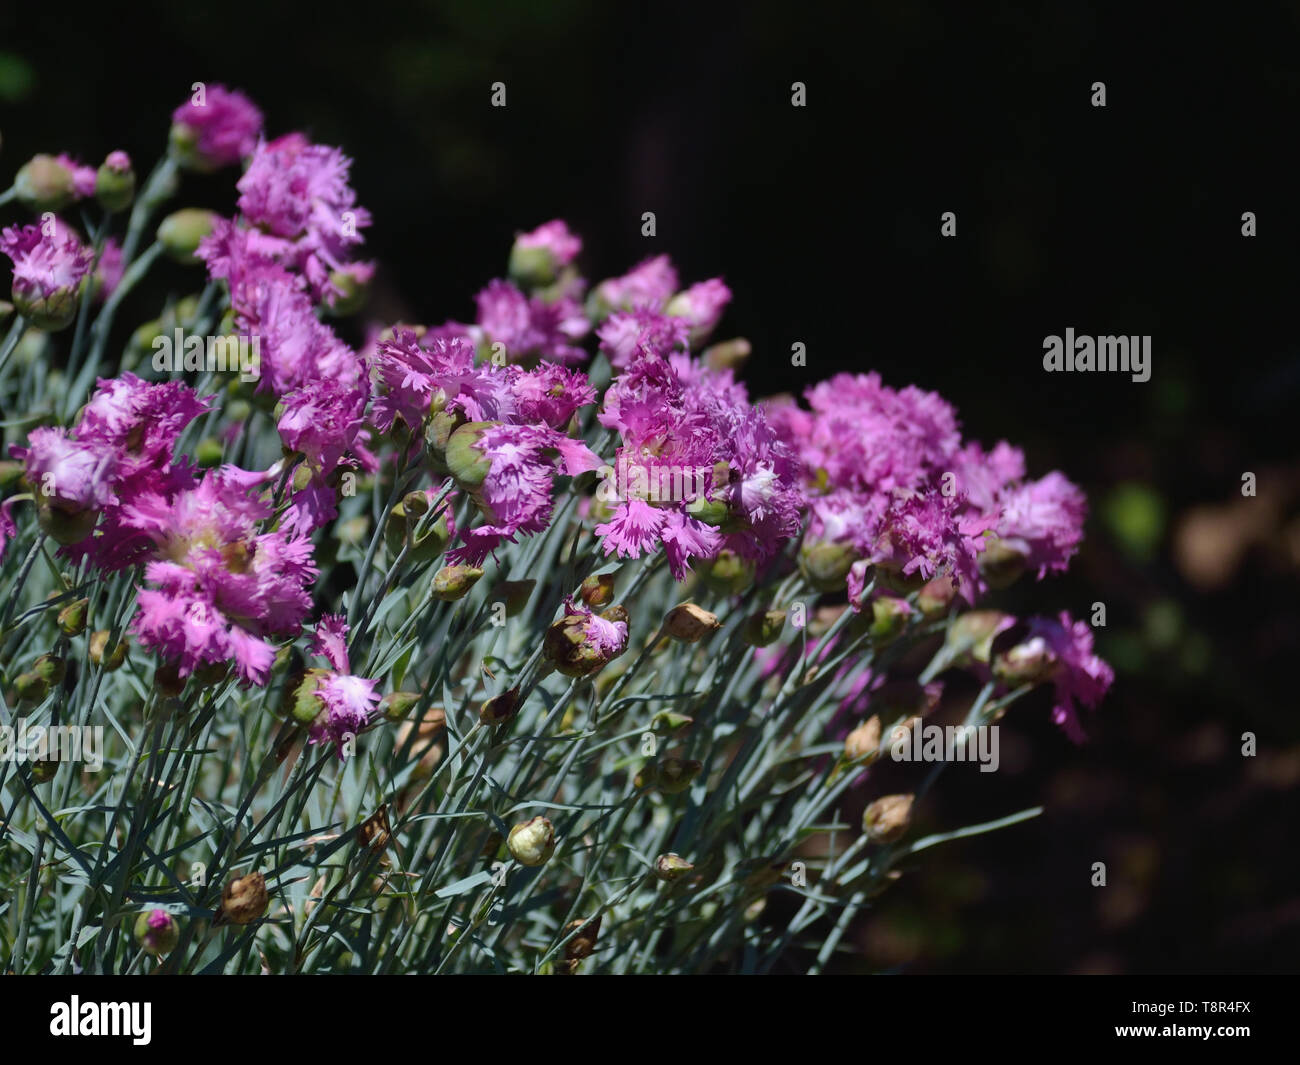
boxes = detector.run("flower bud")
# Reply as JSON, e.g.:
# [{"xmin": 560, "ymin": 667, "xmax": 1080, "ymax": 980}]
[
  {"xmin": 845, "ymin": 715, "xmax": 883, "ymax": 761},
  {"xmin": 95, "ymin": 151, "xmax": 136, "ymax": 213},
  {"xmin": 977, "ymin": 536, "xmax": 1028, "ymax": 590},
  {"xmin": 15, "ymin": 671, "xmax": 49, "ymax": 706},
  {"xmin": 56, "ymin": 597, "xmax": 89, "ymax": 637},
  {"xmin": 432, "ymin": 564, "xmax": 484, "ymax": 601},
  {"xmin": 423, "ymin": 407, "xmax": 465, "ymax": 472},
  {"xmin": 543, "ymin": 603, "xmax": 629, "ymax": 678},
  {"xmin": 869, "ymin": 597, "xmax": 911, "ymax": 645},
  {"xmin": 917, "ymin": 576, "xmax": 958, "ymax": 618},
  {"xmin": 88, "ymin": 630, "xmax": 127, "ymax": 671},
  {"xmin": 653, "ymin": 853, "xmax": 695, "ymax": 882},
  {"xmin": 945, "ymin": 610, "xmax": 1013, "ymax": 664},
  {"xmin": 742, "ymin": 608, "xmax": 787, "ymax": 647},
  {"xmin": 701, "ymin": 337, "xmax": 751, "ymax": 373},
  {"xmin": 579, "ymin": 572, "xmax": 615, "ymax": 608},
  {"xmin": 992, "ymin": 635, "xmax": 1059, "ymax": 687},
  {"xmin": 195, "ymin": 437, "xmax": 225, "ymax": 468},
  {"xmin": 218, "ymin": 871, "xmax": 269, "ymax": 925},
  {"xmin": 507, "ymin": 816, "xmax": 556, "ymax": 867},
  {"xmin": 14, "ymin": 154, "xmax": 75, "ymax": 212},
  {"xmin": 664, "ymin": 603, "xmax": 721, "ymax": 643},
  {"xmin": 385, "ymin": 495, "xmax": 450, "ymax": 563},
  {"xmin": 701, "ymin": 549, "xmax": 754, "ymax": 596},
  {"xmin": 134, "ymin": 908, "xmax": 179, "ymax": 957},
  {"xmin": 650, "ymin": 755, "xmax": 703, "ymax": 794},
  {"xmin": 479, "ymin": 687, "xmax": 521, "ymax": 726},
  {"xmin": 157, "ymin": 208, "xmax": 218, "ymax": 265},
  {"xmin": 685, "ymin": 494, "xmax": 730, "ymax": 527},
  {"xmin": 508, "ymin": 243, "xmax": 559, "ymax": 289},
  {"xmin": 863, "ymin": 793, "xmax": 915, "ymax": 843},
  {"xmin": 444, "ymin": 421, "xmax": 496, "ymax": 490},
  {"xmin": 154, "ymin": 661, "xmax": 186, "ymax": 698},
  {"xmin": 380, "ymin": 690, "xmax": 421, "ymax": 722},
  {"xmin": 37, "ymin": 502, "xmax": 98, "ymax": 544},
  {"xmin": 324, "ymin": 265, "xmax": 371, "ymax": 317},
  {"xmin": 800, "ymin": 540, "xmax": 859, "ymax": 592}
]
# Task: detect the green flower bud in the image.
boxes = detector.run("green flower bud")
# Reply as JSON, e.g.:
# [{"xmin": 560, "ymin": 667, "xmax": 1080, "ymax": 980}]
[
  {"xmin": 57, "ymin": 597, "xmax": 89, "ymax": 636},
  {"xmin": 685, "ymin": 494, "xmax": 730, "ymax": 527},
  {"xmin": 800, "ymin": 540, "xmax": 859, "ymax": 592},
  {"xmin": 863, "ymin": 793, "xmax": 915, "ymax": 844},
  {"xmin": 917, "ymin": 576, "xmax": 957, "ymax": 618},
  {"xmin": 869, "ymin": 597, "xmax": 910, "ymax": 645},
  {"xmin": 95, "ymin": 156, "xmax": 136, "ymax": 213},
  {"xmin": 324, "ymin": 268, "xmax": 370, "ymax": 316},
  {"xmin": 643, "ymin": 756, "xmax": 703, "ymax": 795},
  {"xmin": 507, "ymin": 242, "xmax": 559, "ymax": 288},
  {"xmin": 992, "ymin": 636, "xmax": 1059, "ymax": 688},
  {"xmin": 13, "ymin": 278, "xmax": 81, "ymax": 332},
  {"xmin": 380, "ymin": 690, "xmax": 421, "ymax": 722},
  {"xmin": 650, "ymin": 710, "xmax": 694, "ymax": 732},
  {"xmin": 479, "ymin": 687, "xmax": 521, "ymax": 726},
  {"xmin": 290, "ymin": 670, "xmax": 329, "ymax": 725},
  {"xmin": 154, "ymin": 661, "xmax": 185, "ymax": 698},
  {"xmin": 742, "ymin": 608, "xmax": 786, "ymax": 647},
  {"xmin": 663, "ymin": 603, "xmax": 721, "ymax": 643},
  {"xmin": 977, "ymin": 536, "xmax": 1028, "ymax": 590},
  {"xmin": 653, "ymin": 853, "xmax": 695, "ymax": 882},
  {"xmin": 14, "ymin": 671, "xmax": 49, "ymax": 706},
  {"xmin": 195, "ymin": 437, "xmax": 225, "ymax": 468},
  {"xmin": 945, "ymin": 610, "xmax": 1012, "ymax": 665},
  {"xmin": 444, "ymin": 421, "xmax": 496, "ymax": 490},
  {"xmin": 700, "ymin": 549, "xmax": 754, "ymax": 596},
  {"xmin": 134, "ymin": 908, "xmax": 180, "ymax": 957},
  {"xmin": 0, "ymin": 460, "xmax": 23, "ymax": 490},
  {"xmin": 32, "ymin": 654, "xmax": 66, "ymax": 686},
  {"xmin": 507, "ymin": 816, "xmax": 556, "ymax": 867},
  {"xmin": 88, "ymin": 630, "xmax": 127, "ymax": 671},
  {"xmin": 14, "ymin": 154, "xmax": 75, "ymax": 212},
  {"xmin": 701, "ymin": 337, "xmax": 752, "ymax": 373},
  {"xmin": 157, "ymin": 208, "xmax": 218, "ymax": 264},
  {"xmin": 432, "ymin": 565, "xmax": 484, "ymax": 601}
]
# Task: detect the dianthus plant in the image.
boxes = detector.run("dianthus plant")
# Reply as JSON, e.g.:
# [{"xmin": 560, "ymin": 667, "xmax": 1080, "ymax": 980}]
[{"xmin": 0, "ymin": 85, "xmax": 1111, "ymax": 975}]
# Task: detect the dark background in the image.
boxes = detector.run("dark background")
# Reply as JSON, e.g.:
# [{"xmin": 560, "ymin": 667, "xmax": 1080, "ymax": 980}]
[{"xmin": 2, "ymin": 1, "xmax": 1296, "ymax": 973}]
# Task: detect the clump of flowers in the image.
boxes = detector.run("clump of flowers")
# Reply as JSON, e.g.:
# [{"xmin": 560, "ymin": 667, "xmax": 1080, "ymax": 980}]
[{"xmin": 0, "ymin": 84, "xmax": 1114, "ymax": 977}]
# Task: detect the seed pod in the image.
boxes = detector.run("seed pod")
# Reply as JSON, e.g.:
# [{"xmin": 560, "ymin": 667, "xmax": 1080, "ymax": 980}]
[
  {"xmin": 663, "ymin": 603, "xmax": 721, "ymax": 643},
  {"xmin": 217, "ymin": 872, "xmax": 269, "ymax": 926},
  {"xmin": 844, "ymin": 715, "xmax": 882, "ymax": 761},
  {"xmin": 863, "ymin": 794, "xmax": 915, "ymax": 844}
]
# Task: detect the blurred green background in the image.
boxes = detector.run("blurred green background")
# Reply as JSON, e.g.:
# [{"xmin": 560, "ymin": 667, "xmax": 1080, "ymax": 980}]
[{"xmin": 2, "ymin": 1, "xmax": 1296, "ymax": 972}]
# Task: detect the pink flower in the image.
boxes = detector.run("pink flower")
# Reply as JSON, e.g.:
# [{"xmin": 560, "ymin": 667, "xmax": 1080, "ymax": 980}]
[
  {"xmin": 171, "ymin": 85, "xmax": 263, "ymax": 169},
  {"xmin": 596, "ymin": 308, "xmax": 689, "ymax": 368},
  {"xmin": 123, "ymin": 468, "xmax": 317, "ymax": 685},
  {"xmin": 1, "ymin": 222, "xmax": 95, "ymax": 300},
  {"xmin": 1025, "ymin": 612, "xmax": 1114, "ymax": 742},
  {"xmin": 593, "ymin": 254, "xmax": 679, "ymax": 313},
  {"xmin": 475, "ymin": 279, "xmax": 590, "ymax": 366},
  {"xmin": 448, "ymin": 423, "xmax": 600, "ymax": 567},
  {"xmin": 514, "ymin": 219, "xmax": 581, "ymax": 268},
  {"xmin": 666, "ymin": 277, "xmax": 731, "ymax": 345},
  {"xmin": 55, "ymin": 154, "xmax": 97, "ymax": 199},
  {"xmin": 301, "ymin": 615, "xmax": 380, "ymax": 755}
]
